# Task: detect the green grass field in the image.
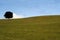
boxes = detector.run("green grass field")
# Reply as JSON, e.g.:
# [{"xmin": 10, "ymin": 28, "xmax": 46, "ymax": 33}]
[{"xmin": 0, "ymin": 15, "xmax": 60, "ymax": 40}]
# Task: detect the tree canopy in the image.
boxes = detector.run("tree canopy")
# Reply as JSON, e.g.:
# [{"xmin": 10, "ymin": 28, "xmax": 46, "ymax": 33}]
[{"xmin": 4, "ymin": 11, "xmax": 13, "ymax": 19}]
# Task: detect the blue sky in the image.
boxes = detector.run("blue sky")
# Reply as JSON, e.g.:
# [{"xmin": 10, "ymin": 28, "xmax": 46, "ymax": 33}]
[{"xmin": 0, "ymin": 0, "xmax": 60, "ymax": 19}]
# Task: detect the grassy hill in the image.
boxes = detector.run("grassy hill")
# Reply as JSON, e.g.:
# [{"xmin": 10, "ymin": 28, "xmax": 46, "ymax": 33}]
[{"xmin": 0, "ymin": 15, "xmax": 60, "ymax": 40}]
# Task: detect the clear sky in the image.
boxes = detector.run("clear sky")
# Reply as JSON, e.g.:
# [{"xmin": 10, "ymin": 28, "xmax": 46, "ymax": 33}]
[{"xmin": 0, "ymin": 0, "xmax": 60, "ymax": 19}]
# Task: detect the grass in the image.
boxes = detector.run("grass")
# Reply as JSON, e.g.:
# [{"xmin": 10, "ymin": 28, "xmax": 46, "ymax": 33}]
[{"xmin": 0, "ymin": 15, "xmax": 60, "ymax": 40}]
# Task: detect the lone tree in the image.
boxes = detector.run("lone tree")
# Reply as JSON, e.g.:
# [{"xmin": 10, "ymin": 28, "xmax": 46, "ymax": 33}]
[{"xmin": 4, "ymin": 11, "xmax": 13, "ymax": 19}]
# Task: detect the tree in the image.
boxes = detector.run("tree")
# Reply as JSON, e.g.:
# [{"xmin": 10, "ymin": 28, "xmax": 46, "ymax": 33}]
[{"xmin": 4, "ymin": 11, "xmax": 13, "ymax": 19}]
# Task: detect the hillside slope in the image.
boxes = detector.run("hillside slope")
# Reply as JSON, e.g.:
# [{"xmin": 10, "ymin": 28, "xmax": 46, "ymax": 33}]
[{"xmin": 0, "ymin": 15, "xmax": 60, "ymax": 40}]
